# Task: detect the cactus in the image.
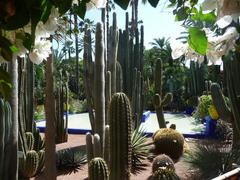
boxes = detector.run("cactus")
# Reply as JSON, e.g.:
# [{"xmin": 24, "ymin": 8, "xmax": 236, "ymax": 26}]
[
  {"xmin": 153, "ymin": 128, "xmax": 184, "ymax": 161},
  {"xmin": 19, "ymin": 150, "xmax": 39, "ymax": 178},
  {"xmin": 152, "ymin": 168, "xmax": 180, "ymax": 180},
  {"xmin": 0, "ymin": 99, "xmax": 5, "ymax": 178},
  {"xmin": 109, "ymin": 93, "xmax": 133, "ymax": 180},
  {"xmin": 25, "ymin": 132, "xmax": 34, "ymax": 151},
  {"xmin": 89, "ymin": 157, "xmax": 109, "ymax": 180},
  {"xmin": 210, "ymin": 83, "xmax": 232, "ymax": 123},
  {"xmin": 94, "ymin": 22, "xmax": 105, "ymax": 153},
  {"xmin": 37, "ymin": 149, "xmax": 45, "ymax": 173},
  {"xmin": 55, "ymin": 71, "xmax": 68, "ymax": 144},
  {"xmin": 152, "ymin": 154, "xmax": 175, "ymax": 173},
  {"xmin": 0, "ymin": 99, "xmax": 13, "ymax": 180},
  {"xmin": 153, "ymin": 59, "xmax": 173, "ymax": 128}
]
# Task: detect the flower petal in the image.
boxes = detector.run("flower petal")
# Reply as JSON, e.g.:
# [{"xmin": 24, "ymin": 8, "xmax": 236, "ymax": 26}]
[{"xmin": 216, "ymin": 15, "xmax": 232, "ymax": 28}]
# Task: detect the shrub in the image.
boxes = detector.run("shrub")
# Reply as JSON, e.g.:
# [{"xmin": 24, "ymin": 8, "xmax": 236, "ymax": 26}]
[{"xmin": 193, "ymin": 95, "xmax": 212, "ymax": 120}]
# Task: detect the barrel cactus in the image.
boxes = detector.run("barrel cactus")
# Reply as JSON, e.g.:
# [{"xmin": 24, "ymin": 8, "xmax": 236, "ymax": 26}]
[
  {"xmin": 152, "ymin": 154, "xmax": 175, "ymax": 173},
  {"xmin": 109, "ymin": 92, "xmax": 133, "ymax": 180},
  {"xmin": 19, "ymin": 150, "xmax": 39, "ymax": 178},
  {"xmin": 153, "ymin": 128, "xmax": 184, "ymax": 161},
  {"xmin": 89, "ymin": 157, "xmax": 109, "ymax": 180},
  {"xmin": 152, "ymin": 167, "xmax": 180, "ymax": 180}
]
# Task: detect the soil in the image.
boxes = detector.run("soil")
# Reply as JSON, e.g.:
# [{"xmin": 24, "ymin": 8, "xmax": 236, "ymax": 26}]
[{"xmin": 32, "ymin": 134, "xmax": 199, "ymax": 180}]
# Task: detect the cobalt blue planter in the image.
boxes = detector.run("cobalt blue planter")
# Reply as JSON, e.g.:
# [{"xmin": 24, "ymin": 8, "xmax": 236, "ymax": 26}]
[
  {"xmin": 204, "ymin": 116, "xmax": 217, "ymax": 137},
  {"xmin": 185, "ymin": 107, "xmax": 195, "ymax": 115}
]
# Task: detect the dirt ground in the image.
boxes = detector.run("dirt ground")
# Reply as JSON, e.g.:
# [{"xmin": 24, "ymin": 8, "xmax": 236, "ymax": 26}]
[{"xmin": 33, "ymin": 134, "xmax": 199, "ymax": 180}]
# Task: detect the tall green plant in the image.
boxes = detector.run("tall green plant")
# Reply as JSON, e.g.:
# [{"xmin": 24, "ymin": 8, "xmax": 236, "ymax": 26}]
[{"xmin": 109, "ymin": 93, "xmax": 133, "ymax": 180}]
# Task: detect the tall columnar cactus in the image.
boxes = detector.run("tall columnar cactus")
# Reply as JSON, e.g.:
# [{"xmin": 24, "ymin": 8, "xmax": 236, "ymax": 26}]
[
  {"xmin": 94, "ymin": 22, "xmax": 106, "ymax": 154},
  {"xmin": 83, "ymin": 25, "xmax": 95, "ymax": 131},
  {"xmin": 211, "ymin": 83, "xmax": 233, "ymax": 123},
  {"xmin": 89, "ymin": 157, "xmax": 109, "ymax": 180},
  {"xmin": 25, "ymin": 132, "xmax": 34, "ymax": 151},
  {"xmin": 0, "ymin": 99, "xmax": 13, "ymax": 180},
  {"xmin": 55, "ymin": 77, "xmax": 68, "ymax": 144},
  {"xmin": 154, "ymin": 59, "xmax": 173, "ymax": 128},
  {"xmin": 109, "ymin": 93, "xmax": 133, "ymax": 180},
  {"xmin": 108, "ymin": 12, "xmax": 119, "ymax": 95},
  {"xmin": 117, "ymin": 12, "xmax": 145, "ymax": 127}
]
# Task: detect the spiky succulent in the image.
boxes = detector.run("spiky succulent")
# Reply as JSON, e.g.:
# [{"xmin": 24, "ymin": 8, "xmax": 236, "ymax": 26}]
[
  {"xmin": 131, "ymin": 126, "xmax": 149, "ymax": 174},
  {"xmin": 56, "ymin": 148, "xmax": 87, "ymax": 172}
]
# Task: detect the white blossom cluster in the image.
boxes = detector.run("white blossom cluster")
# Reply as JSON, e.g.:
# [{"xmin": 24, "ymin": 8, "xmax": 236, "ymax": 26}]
[
  {"xmin": 1, "ymin": 0, "xmax": 106, "ymax": 64},
  {"xmin": 171, "ymin": 0, "xmax": 240, "ymax": 65}
]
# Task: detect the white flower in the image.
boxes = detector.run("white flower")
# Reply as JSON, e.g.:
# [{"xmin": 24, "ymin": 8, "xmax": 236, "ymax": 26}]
[
  {"xmin": 170, "ymin": 41, "xmax": 188, "ymax": 59},
  {"xmin": 202, "ymin": 0, "xmax": 217, "ymax": 11},
  {"xmin": 43, "ymin": 7, "xmax": 59, "ymax": 34},
  {"xmin": 29, "ymin": 39, "xmax": 52, "ymax": 64},
  {"xmin": 35, "ymin": 21, "xmax": 50, "ymax": 40},
  {"xmin": 216, "ymin": 15, "xmax": 232, "ymax": 28}
]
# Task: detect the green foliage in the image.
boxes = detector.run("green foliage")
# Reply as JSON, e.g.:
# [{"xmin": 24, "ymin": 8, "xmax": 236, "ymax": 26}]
[
  {"xmin": 184, "ymin": 144, "xmax": 240, "ymax": 180},
  {"xmin": 188, "ymin": 27, "xmax": 208, "ymax": 55},
  {"xmin": 193, "ymin": 95, "xmax": 212, "ymax": 120},
  {"xmin": 68, "ymin": 99, "xmax": 88, "ymax": 114},
  {"xmin": 153, "ymin": 128, "xmax": 184, "ymax": 161},
  {"xmin": 0, "ymin": 67, "xmax": 12, "ymax": 100},
  {"xmin": 131, "ymin": 126, "xmax": 149, "ymax": 174},
  {"xmin": 56, "ymin": 147, "xmax": 87, "ymax": 172},
  {"xmin": 34, "ymin": 105, "xmax": 45, "ymax": 121},
  {"xmin": 152, "ymin": 154, "xmax": 175, "ymax": 173}
]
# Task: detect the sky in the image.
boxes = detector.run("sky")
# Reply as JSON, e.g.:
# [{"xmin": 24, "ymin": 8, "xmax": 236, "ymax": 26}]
[{"xmin": 85, "ymin": 1, "xmax": 186, "ymax": 49}]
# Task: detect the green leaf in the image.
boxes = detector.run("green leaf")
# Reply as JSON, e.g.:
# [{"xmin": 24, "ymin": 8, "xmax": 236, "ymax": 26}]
[
  {"xmin": 175, "ymin": 6, "xmax": 190, "ymax": 21},
  {"xmin": 74, "ymin": 3, "xmax": 87, "ymax": 19},
  {"xmin": 114, "ymin": 0, "xmax": 130, "ymax": 10},
  {"xmin": 52, "ymin": 0, "xmax": 73, "ymax": 15},
  {"xmin": 0, "ymin": 36, "xmax": 14, "ymax": 61},
  {"xmin": 188, "ymin": 27, "xmax": 208, "ymax": 55},
  {"xmin": 23, "ymin": 33, "xmax": 34, "ymax": 51},
  {"xmin": 40, "ymin": 0, "xmax": 53, "ymax": 23},
  {"xmin": 0, "ymin": 67, "xmax": 12, "ymax": 100},
  {"xmin": 148, "ymin": 0, "xmax": 160, "ymax": 7}
]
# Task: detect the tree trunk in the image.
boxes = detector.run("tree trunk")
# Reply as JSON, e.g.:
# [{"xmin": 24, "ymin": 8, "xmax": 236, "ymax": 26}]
[
  {"xmin": 9, "ymin": 55, "xmax": 18, "ymax": 180},
  {"xmin": 44, "ymin": 45, "xmax": 57, "ymax": 180}
]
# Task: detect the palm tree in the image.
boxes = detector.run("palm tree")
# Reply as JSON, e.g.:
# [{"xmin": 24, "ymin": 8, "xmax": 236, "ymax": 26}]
[{"xmin": 150, "ymin": 37, "xmax": 170, "ymax": 49}]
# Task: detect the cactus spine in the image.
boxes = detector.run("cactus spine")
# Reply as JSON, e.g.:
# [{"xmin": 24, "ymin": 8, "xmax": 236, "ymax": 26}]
[
  {"xmin": 154, "ymin": 59, "xmax": 173, "ymax": 128},
  {"xmin": 89, "ymin": 157, "xmax": 109, "ymax": 180},
  {"xmin": 109, "ymin": 93, "xmax": 132, "ymax": 180}
]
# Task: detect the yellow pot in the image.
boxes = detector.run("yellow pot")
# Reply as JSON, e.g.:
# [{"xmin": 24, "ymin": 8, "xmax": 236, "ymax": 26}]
[{"xmin": 208, "ymin": 105, "xmax": 219, "ymax": 120}]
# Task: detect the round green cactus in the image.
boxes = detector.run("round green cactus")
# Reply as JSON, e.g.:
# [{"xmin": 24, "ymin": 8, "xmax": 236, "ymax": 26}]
[
  {"xmin": 89, "ymin": 157, "xmax": 109, "ymax": 180},
  {"xmin": 153, "ymin": 128, "xmax": 184, "ymax": 161},
  {"xmin": 152, "ymin": 154, "xmax": 175, "ymax": 173},
  {"xmin": 19, "ymin": 150, "xmax": 39, "ymax": 178}
]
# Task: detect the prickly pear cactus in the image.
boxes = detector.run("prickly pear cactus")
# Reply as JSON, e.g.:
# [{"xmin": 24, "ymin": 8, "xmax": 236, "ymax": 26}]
[
  {"xmin": 89, "ymin": 157, "xmax": 109, "ymax": 180},
  {"xmin": 109, "ymin": 93, "xmax": 133, "ymax": 180}
]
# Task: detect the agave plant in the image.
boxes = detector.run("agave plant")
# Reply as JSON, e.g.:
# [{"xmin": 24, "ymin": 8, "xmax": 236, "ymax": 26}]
[
  {"xmin": 184, "ymin": 144, "xmax": 240, "ymax": 179},
  {"xmin": 56, "ymin": 147, "xmax": 87, "ymax": 173},
  {"xmin": 131, "ymin": 126, "xmax": 151, "ymax": 174}
]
